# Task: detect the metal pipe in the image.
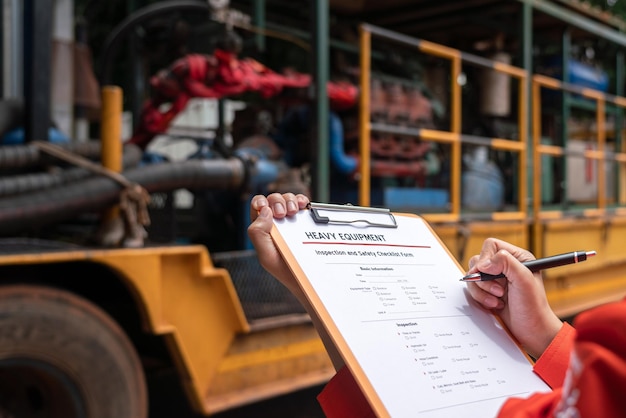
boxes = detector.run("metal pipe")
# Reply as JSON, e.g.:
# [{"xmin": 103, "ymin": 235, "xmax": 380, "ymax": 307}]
[
  {"xmin": 101, "ymin": 85, "xmax": 123, "ymax": 223},
  {"xmin": 561, "ymin": 28, "xmax": 571, "ymax": 210},
  {"xmin": 253, "ymin": 0, "xmax": 266, "ymax": 52},
  {"xmin": 23, "ymin": 0, "xmax": 52, "ymax": 142},
  {"xmin": 0, "ymin": 158, "xmax": 250, "ymax": 235},
  {"xmin": 101, "ymin": 86, "xmax": 123, "ymax": 173},
  {"xmin": 522, "ymin": 0, "xmax": 533, "ymax": 221},
  {"xmin": 310, "ymin": 0, "xmax": 329, "ymax": 202},
  {"xmin": 517, "ymin": 0, "xmax": 626, "ymax": 48},
  {"xmin": 518, "ymin": 72, "xmax": 528, "ymax": 216},
  {"xmin": 0, "ymin": 144, "xmax": 142, "ymax": 197},
  {"xmin": 532, "ymin": 77, "xmax": 543, "ymax": 255},
  {"xmin": 597, "ymin": 98, "xmax": 606, "ymax": 211},
  {"xmin": 0, "ymin": 140, "xmax": 121, "ymax": 170},
  {"xmin": 358, "ymin": 26, "xmax": 371, "ymax": 207},
  {"xmin": 450, "ymin": 56, "xmax": 462, "ymax": 218},
  {"xmin": 618, "ymin": 52, "xmax": 626, "ymax": 205},
  {"xmin": 4, "ymin": 0, "xmax": 23, "ymax": 97}
]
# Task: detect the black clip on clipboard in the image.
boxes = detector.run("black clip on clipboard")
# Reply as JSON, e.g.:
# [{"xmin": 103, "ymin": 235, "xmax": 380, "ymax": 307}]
[{"xmin": 308, "ymin": 202, "xmax": 398, "ymax": 229}]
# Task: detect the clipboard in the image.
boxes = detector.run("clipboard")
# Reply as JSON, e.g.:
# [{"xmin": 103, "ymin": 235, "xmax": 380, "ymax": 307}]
[
  {"xmin": 270, "ymin": 203, "xmax": 550, "ymax": 418},
  {"xmin": 308, "ymin": 202, "xmax": 398, "ymax": 228}
]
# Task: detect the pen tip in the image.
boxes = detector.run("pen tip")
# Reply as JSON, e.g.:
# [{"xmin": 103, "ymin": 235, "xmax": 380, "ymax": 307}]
[
  {"xmin": 460, "ymin": 273, "xmax": 481, "ymax": 282},
  {"xmin": 587, "ymin": 250, "xmax": 597, "ymax": 257}
]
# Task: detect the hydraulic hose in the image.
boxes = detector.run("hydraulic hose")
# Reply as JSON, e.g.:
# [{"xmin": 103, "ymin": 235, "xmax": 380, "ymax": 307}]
[
  {"xmin": 0, "ymin": 158, "xmax": 249, "ymax": 235},
  {"xmin": 329, "ymin": 111, "xmax": 357, "ymax": 175},
  {"xmin": 0, "ymin": 144, "xmax": 143, "ymax": 197},
  {"xmin": 0, "ymin": 141, "xmax": 136, "ymax": 171}
]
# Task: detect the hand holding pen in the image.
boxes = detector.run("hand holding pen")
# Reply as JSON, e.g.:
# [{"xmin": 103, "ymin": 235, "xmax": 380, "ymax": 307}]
[
  {"xmin": 461, "ymin": 250, "xmax": 596, "ymax": 281},
  {"xmin": 463, "ymin": 238, "xmax": 581, "ymax": 359}
]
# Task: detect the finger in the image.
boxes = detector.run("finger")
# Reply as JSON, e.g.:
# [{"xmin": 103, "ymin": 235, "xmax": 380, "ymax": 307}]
[
  {"xmin": 281, "ymin": 193, "xmax": 300, "ymax": 216},
  {"xmin": 477, "ymin": 237, "xmax": 499, "ymax": 261},
  {"xmin": 247, "ymin": 204, "xmax": 301, "ymax": 293},
  {"xmin": 474, "ymin": 239, "xmax": 536, "ymax": 281},
  {"xmin": 486, "ymin": 238, "xmax": 536, "ymax": 263},
  {"xmin": 468, "ymin": 255, "xmax": 479, "ymax": 270},
  {"xmin": 247, "ymin": 206, "xmax": 284, "ymax": 271},
  {"xmin": 463, "ymin": 261, "xmax": 506, "ymax": 298},
  {"xmin": 277, "ymin": 193, "xmax": 309, "ymax": 215},
  {"xmin": 477, "ymin": 238, "xmax": 535, "ymax": 263},
  {"xmin": 478, "ymin": 249, "xmax": 538, "ymax": 288},
  {"xmin": 469, "ymin": 279, "xmax": 506, "ymax": 297},
  {"xmin": 265, "ymin": 193, "xmax": 310, "ymax": 218},
  {"xmin": 294, "ymin": 194, "xmax": 310, "ymax": 210},
  {"xmin": 266, "ymin": 193, "xmax": 288, "ymax": 218},
  {"xmin": 466, "ymin": 282, "xmax": 505, "ymax": 310},
  {"xmin": 250, "ymin": 195, "xmax": 269, "ymax": 222},
  {"xmin": 497, "ymin": 249, "xmax": 543, "ymax": 290}
]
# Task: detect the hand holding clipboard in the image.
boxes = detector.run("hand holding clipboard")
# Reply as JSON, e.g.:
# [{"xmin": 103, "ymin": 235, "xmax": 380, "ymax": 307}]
[{"xmin": 250, "ymin": 193, "xmax": 559, "ymax": 418}]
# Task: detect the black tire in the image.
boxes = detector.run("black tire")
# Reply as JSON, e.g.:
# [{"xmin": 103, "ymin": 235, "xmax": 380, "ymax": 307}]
[{"xmin": 0, "ymin": 285, "xmax": 147, "ymax": 418}]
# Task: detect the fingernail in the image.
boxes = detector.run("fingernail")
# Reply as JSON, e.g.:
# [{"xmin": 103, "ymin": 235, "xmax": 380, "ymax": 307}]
[
  {"xmin": 484, "ymin": 295, "xmax": 499, "ymax": 308},
  {"xmin": 297, "ymin": 196, "xmax": 309, "ymax": 207},
  {"xmin": 287, "ymin": 200, "xmax": 298, "ymax": 211},
  {"xmin": 255, "ymin": 198, "xmax": 268, "ymax": 210},
  {"xmin": 273, "ymin": 202, "xmax": 286, "ymax": 216},
  {"xmin": 490, "ymin": 284, "xmax": 504, "ymax": 297}
]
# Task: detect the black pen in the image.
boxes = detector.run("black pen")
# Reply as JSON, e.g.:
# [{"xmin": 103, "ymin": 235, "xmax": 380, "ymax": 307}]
[{"xmin": 460, "ymin": 250, "xmax": 597, "ymax": 282}]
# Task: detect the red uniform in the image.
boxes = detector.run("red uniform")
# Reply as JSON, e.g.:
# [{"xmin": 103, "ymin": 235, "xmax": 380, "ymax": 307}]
[{"xmin": 318, "ymin": 298, "xmax": 626, "ymax": 418}]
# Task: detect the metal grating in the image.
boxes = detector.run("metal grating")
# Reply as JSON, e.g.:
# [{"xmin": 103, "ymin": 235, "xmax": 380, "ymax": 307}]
[{"xmin": 211, "ymin": 249, "xmax": 306, "ymax": 321}]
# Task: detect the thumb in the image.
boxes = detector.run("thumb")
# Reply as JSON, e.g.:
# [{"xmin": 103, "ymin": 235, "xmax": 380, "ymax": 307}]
[{"xmin": 248, "ymin": 206, "xmax": 273, "ymax": 241}]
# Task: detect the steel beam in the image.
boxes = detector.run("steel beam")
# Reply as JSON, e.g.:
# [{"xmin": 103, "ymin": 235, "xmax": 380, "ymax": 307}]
[
  {"xmin": 310, "ymin": 0, "xmax": 329, "ymax": 202},
  {"xmin": 23, "ymin": 0, "xmax": 52, "ymax": 142},
  {"xmin": 517, "ymin": 0, "xmax": 626, "ymax": 47}
]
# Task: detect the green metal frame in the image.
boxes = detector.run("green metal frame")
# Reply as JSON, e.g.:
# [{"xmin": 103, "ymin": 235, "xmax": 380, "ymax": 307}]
[{"xmin": 249, "ymin": 0, "xmax": 626, "ymax": 203}]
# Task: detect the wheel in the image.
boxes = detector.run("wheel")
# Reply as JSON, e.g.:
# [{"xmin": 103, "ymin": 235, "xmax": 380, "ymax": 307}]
[{"xmin": 0, "ymin": 285, "xmax": 147, "ymax": 418}]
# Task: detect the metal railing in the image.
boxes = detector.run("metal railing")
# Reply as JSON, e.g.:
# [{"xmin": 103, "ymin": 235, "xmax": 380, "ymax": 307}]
[
  {"xmin": 359, "ymin": 23, "xmax": 528, "ymax": 223},
  {"xmin": 531, "ymin": 74, "xmax": 626, "ymax": 252}
]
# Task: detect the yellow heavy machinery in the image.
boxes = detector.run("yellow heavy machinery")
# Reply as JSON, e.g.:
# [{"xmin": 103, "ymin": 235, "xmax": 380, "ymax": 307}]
[
  {"xmin": 0, "ymin": 2, "xmax": 336, "ymax": 417},
  {"xmin": 0, "ymin": 82, "xmax": 334, "ymax": 417}
]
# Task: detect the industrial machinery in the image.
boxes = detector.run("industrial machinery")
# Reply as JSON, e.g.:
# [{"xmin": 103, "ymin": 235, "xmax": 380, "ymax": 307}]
[
  {"xmin": 0, "ymin": 1, "xmax": 338, "ymax": 417},
  {"xmin": 0, "ymin": 0, "xmax": 625, "ymax": 417}
]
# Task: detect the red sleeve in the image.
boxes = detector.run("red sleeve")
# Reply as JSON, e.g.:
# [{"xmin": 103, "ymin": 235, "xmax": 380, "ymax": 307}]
[
  {"xmin": 498, "ymin": 298, "xmax": 626, "ymax": 418},
  {"xmin": 532, "ymin": 321, "xmax": 576, "ymax": 388},
  {"xmin": 317, "ymin": 366, "xmax": 376, "ymax": 418}
]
